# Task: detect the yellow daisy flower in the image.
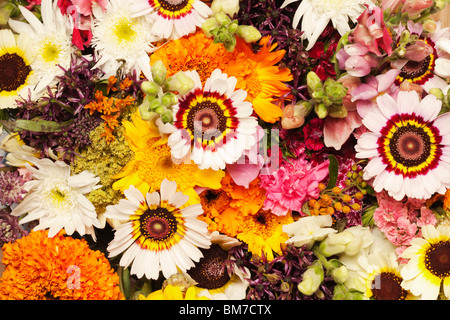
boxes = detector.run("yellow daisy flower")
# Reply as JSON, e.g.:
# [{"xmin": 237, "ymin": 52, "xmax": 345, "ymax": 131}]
[
  {"xmin": 401, "ymin": 224, "xmax": 450, "ymax": 300},
  {"xmin": 139, "ymin": 285, "xmax": 209, "ymax": 300},
  {"xmin": 111, "ymin": 110, "xmax": 225, "ymax": 197}
]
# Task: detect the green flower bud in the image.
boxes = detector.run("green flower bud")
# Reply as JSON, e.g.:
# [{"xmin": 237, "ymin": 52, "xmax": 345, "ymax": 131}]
[
  {"xmin": 160, "ymin": 109, "xmax": 174, "ymax": 124},
  {"xmin": 429, "ymin": 88, "xmax": 444, "ymax": 100},
  {"xmin": 236, "ymin": 25, "xmax": 262, "ymax": 43},
  {"xmin": 155, "ymin": 105, "xmax": 167, "ymax": 115},
  {"xmin": 211, "ymin": 0, "xmax": 240, "ymax": 16},
  {"xmin": 399, "ymin": 29, "xmax": 411, "ymax": 44},
  {"xmin": 293, "ymin": 101, "xmax": 313, "ymax": 118},
  {"xmin": 324, "ymin": 78, "xmax": 347, "ymax": 102},
  {"xmin": 151, "ymin": 60, "xmax": 168, "ymax": 86},
  {"xmin": 307, "ymin": 71, "xmax": 323, "ymax": 95},
  {"xmin": 328, "ymin": 105, "xmax": 348, "ymax": 118},
  {"xmin": 227, "ymin": 20, "xmax": 239, "ymax": 34},
  {"xmin": 298, "ymin": 261, "xmax": 324, "ymax": 296},
  {"xmin": 215, "ymin": 12, "xmax": 232, "ymax": 26},
  {"xmin": 223, "ymin": 35, "xmax": 237, "ymax": 52},
  {"xmin": 314, "ymin": 103, "xmax": 328, "ymax": 119},
  {"xmin": 141, "ymin": 80, "xmax": 160, "ymax": 96},
  {"xmin": 138, "ymin": 100, "xmax": 152, "ymax": 120},
  {"xmin": 160, "ymin": 92, "xmax": 178, "ymax": 107},
  {"xmin": 202, "ymin": 17, "xmax": 218, "ymax": 37},
  {"xmin": 331, "ymin": 266, "xmax": 349, "ymax": 284},
  {"xmin": 149, "ymin": 98, "xmax": 162, "ymax": 112},
  {"xmin": 319, "ymin": 231, "xmax": 354, "ymax": 257},
  {"xmin": 165, "ymin": 71, "xmax": 195, "ymax": 95}
]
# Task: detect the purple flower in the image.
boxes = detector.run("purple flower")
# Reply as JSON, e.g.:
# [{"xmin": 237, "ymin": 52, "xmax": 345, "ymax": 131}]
[{"xmin": 0, "ymin": 170, "xmax": 29, "ymax": 206}]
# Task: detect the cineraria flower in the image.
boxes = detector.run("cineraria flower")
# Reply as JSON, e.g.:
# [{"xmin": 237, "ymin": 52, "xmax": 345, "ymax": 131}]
[
  {"xmin": 355, "ymin": 91, "xmax": 450, "ymax": 201},
  {"xmin": 279, "ymin": 0, "xmax": 375, "ymax": 50},
  {"xmin": 260, "ymin": 155, "xmax": 329, "ymax": 216},
  {"xmin": 90, "ymin": 0, "xmax": 157, "ymax": 80},
  {"xmin": 168, "ymin": 69, "xmax": 258, "ymax": 171},
  {"xmin": 0, "ymin": 29, "xmax": 37, "ymax": 109},
  {"xmin": 105, "ymin": 180, "xmax": 211, "ymax": 280},
  {"xmin": 8, "ymin": 0, "xmax": 74, "ymax": 98},
  {"xmin": 10, "ymin": 157, "xmax": 102, "ymax": 238},
  {"xmin": 130, "ymin": 0, "xmax": 212, "ymax": 40},
  {"xmin": 0, "ymin": 170, "xmax": 29, "ymax": 206},
  {"xmin": 0, "ymin": 229, "xmax": 124, "ymax": 300},
  {"xmin": 400, "ymin": 224, "xmax": 450, "ymax": 300}
]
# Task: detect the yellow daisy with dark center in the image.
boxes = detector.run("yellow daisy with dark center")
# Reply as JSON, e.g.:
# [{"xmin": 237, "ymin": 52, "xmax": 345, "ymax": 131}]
[
  {"xmin": 356, "ymin": 91, "xmax": 450, "ymax": 201},
  {"xmin": 401, "ymin": 224, "xmax": 450, "ymax": 300},
  {"xmin": 105, "ymin": 180, "xmax": 211, "ymax": 280}
]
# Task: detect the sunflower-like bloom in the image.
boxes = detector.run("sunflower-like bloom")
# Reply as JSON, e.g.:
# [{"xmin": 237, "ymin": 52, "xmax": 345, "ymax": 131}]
[
  {"xmin": 112, "ymin": 110, "xmax": 225, "ymax": 197},
  {"xmin": 0, "ymin": 230, "xmax": 124, "ymax": 300}
]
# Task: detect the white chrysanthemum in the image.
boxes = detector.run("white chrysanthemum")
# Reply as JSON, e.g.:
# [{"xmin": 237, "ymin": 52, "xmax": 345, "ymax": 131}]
[
  {"xmin": 130, "ymin": 0, "xmax": 211, "ymax": 40},
  {"xmin": 91, "ymin": 0, "xmax": 157, "ymax": 80},
  {"xmin": 0, "ymin": 29, "xmax": 38, "ymax": 109},
  {"xmin": 401, "ymin": 224, "xmax": 450, "ymax": 300},
  {"xmin": 11, "ymin": 157, "xmax": 102, "ymax": 239},
  {"xmin": 280, "ymin": 0, "xmax": 374, "ymax": 50},
  {"xmin": 8, "ymin": 0, "xmax": 74, "ymax": 98},
  {"xmin": 105, "ymin": 180, "xmax": 211, "ymax": 280},
  {"xmin": 168, "ymin": 69, "xmax": 258, "ymax": 171}
]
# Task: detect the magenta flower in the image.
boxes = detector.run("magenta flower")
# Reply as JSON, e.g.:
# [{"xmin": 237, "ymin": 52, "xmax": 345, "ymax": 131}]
[
  {"xmin": 260, "ymin": 156, "xmax": 329, "ymax": 216},
  {"xmin": 0, "ymin": 171, "xmax": 29, "ymax": 206},
  {"xmin": 303, "ymin": 118, "xmax": 324, "ymax": 151}
]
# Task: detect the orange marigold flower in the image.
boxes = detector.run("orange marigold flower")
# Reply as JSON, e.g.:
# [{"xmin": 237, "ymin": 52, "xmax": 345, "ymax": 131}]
[
  {"xmin": 0, "ymin": 230, "xmax": 124, "ymax": 300},
  {"xmin": 150, "ymin": 30, "xmax": 235, "ymax": 85},
  {"xmin": 198, "ymin": 173, "xmax": 265, "ymax": 237}
]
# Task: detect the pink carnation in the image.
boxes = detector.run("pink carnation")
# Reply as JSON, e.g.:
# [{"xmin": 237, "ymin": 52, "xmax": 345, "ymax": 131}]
[
  {"xmin": 373, "ymin": 191, "xmax": 437, "ymax": 256},
  {"xmin": 260, "ymin": 156, "xmax": 329, "ymax": 216}
]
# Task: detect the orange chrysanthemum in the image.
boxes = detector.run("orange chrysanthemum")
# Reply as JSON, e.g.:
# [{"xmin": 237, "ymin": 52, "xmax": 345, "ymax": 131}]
[
  {"xmin": 150, "ymin": 31, "xmax": 234, "ymax": 85},
  {"xmin": 199, "ymin": 173, "xmax": 265, "ymax": 237},
  {"xmin": 0, "ymin": 230, "xmax": 124, "ymax": 300},
  {"xmin": 225, "ymin": 36, "xmax": 293, "ymax": 123}
]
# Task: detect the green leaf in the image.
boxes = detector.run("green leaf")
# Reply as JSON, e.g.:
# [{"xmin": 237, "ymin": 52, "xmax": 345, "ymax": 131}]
[
  {"xmin": 326, "ymin": 154, "xmax": 339, "ymax": 190},
  {"xmin": 302, "ymin": 200, "xmax": 311, "ymax": 216},
  {"xmin": 15, "ymin": 119, "xmax": 74, "ymax": 133}
]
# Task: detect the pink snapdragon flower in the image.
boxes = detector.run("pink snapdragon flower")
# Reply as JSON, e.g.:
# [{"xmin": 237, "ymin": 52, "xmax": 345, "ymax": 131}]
[
  {"xmin": 401, "ymin": 0, "xmax": 433, "ymax": 18},
  {"xmin": 260, "ymin": 155, "xmax": 329, "ymax": 216},
  {"xmin": 336, "ymin": 43, "xmax": 379, "ymax": 77}
]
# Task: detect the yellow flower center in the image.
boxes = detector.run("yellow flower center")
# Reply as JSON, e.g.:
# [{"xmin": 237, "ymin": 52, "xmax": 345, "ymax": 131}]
[
  {"xmin": 113, "ymin": 18, "xmax": 137, "ymax": 43},
  {"xmin": 41, "ymin": 41, "xmax": 61, "ymax": 64}
]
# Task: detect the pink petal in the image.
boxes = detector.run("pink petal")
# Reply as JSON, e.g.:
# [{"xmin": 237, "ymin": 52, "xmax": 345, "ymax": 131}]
[
  {"xmin": 351, "ymin": 83, "xmax": 379, "ymax": 101},
  {"xmin": 376, "ymin": 69, "xmax": 401, "ymax": 93},
  {"xmin": 345, "ymin": 56, "xmax": 371, "ymax": 77},
  {"xmin": 227, "ymin": 160, "xmax": 264, "ymax": 188},
  {"xmin": 323, "ymin": 111, "xmax": 363, "ymax": 150}
]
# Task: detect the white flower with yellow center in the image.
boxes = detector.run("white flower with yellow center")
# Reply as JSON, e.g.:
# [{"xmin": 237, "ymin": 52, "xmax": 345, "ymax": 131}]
[
  {"xmin": 280, "ymin": 0, "xmax": 374, "ymax": 50},
  {"xmin": 0, "ymin": 29, "xmax": 38, "ymax": 109},
  {"xmin": 8, "ymin": 0, "xmax": 74, "ymax": 98},
  {"xmin": 91, "ymin": 0, "xmax": 157, "ymax": 80},
  {"xmin": 401, "ymin": 224, "xmax": 450, "ymax": 300},
  {"xmin": 11, "ymin": 157, "xmax": 102, "ymax": 239}
]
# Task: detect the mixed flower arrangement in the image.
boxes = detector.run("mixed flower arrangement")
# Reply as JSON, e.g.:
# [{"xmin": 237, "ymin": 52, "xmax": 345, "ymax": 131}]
[{"xmin": 0, "ymin": 0, "xmax": 449, "ymax": 301}]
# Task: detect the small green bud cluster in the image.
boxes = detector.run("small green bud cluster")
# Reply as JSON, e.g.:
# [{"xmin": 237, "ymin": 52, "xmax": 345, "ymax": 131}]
[
  {"xmin": 306, "ymin": 71, "xmax": 348, "ymax": 119},
  {"xmin": 139, "ymin": 60, "xmax": 195, "ymax": 124},
  {"xmin": 202, "ymin": 12, "xmax": 261, "ymax": 52}
]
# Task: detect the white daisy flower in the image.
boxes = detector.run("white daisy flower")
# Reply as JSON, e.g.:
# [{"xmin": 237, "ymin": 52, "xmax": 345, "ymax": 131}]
[
  {"xmin": 355, "ymin": 91, "xmax": 450, "ymax": 201},
  {"xmin": 168, "ymin": 69, "xmax": 258, "ymax": 171},
  {"xmin": 11, "ymin": 157, "xmax": 102, "ymax": 239},
  {"xmin": 8, "ymin": 0, "xmax": 74, "ymax": 98},
  {"xmin": 0, "ymin": 29, "xmax": 38, "ymax": 109},
  {"xmin": 280, "ymin": 0, "xmax": 374, "ymax": 50},
  {"xmin": 105, "ymin": 180, "xmax": 211, "ymax": 280},
  {"xmin": 401, "ymin": 224, "xmax": 450, "ymax": 300},
  {"xmin": 130, "ymin": 0, "xmax": 212, "ymax": 40},
  {"xmin": 90, "ymin": 0, "xmax": 158, "ymax": 80}
]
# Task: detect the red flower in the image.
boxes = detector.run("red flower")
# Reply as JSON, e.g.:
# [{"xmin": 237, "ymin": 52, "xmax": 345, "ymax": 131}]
[
  {"xmin": 309, "ymin": 42, "xmax": 338, "ymax": 81},
  {"xmin": 303, "ymin": 118, "xmax": 324, "ymax": 151}
]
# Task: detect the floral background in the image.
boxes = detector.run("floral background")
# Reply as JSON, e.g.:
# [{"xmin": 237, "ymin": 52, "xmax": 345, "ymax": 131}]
[{"xmin": 0, "ymin": 0, "xmax": 449, "ymax": 300}]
